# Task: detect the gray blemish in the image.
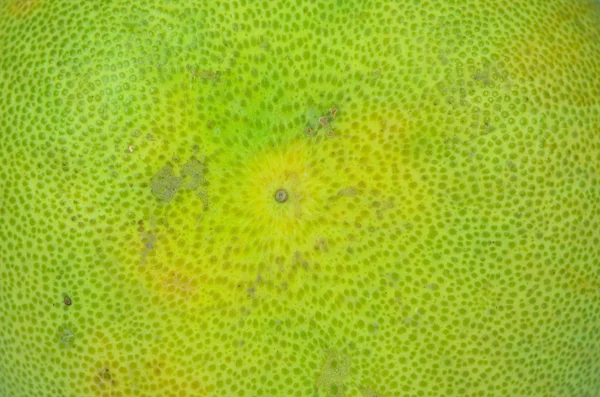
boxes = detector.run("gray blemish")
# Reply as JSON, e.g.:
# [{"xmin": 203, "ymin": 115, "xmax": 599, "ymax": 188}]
[
  {"xmin": 58, "ymin": 325, "xmax": 75, "ymax": 348},
  {"xmin": 373, "ymin": 201, "xmax": 394, "ymax": 219},
  {"xmin": 151, "ymin": 165, "xmax": 181, "ymax": 202},
  {"xmin": 338, "ymin": 187, "xmax": 357, "ymax": 198},
  {"xmin": 316, "ymin": 350, "xmax": 351, "ymax": 397},
  {"xmin": 181, "ymin": 157, "xmax": 205, "ymax": 190},
  {"xmin": 329, "ymin": 186, "xmax": 358, "ymax": 202},
  {"xmin": 293, "ymin": 251, "xmax": 309, "ymax": 270},
  {"xmin": 150, "ymin": 157, "xmax": 207, "ymax": 203},
  {"xmin": 140, "ymin": 233, "xmax": 157, "ymax": 265},
  {"xmin": 359, "ymin": 386, "xmax": 386, "ymax": 397},
  {"xmin": 196, "ymin": 189, "xmax": 209, "ymax": 210},
  {"xmin": 315, "ymin": 238, "xmax": 328, "ymax": 253}
]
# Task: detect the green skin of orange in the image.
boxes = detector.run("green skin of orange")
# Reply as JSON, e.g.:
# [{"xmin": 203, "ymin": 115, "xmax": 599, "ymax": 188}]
[{"xmin": 0, "ymin": 1, "xmax": 600, "ymax": 396}]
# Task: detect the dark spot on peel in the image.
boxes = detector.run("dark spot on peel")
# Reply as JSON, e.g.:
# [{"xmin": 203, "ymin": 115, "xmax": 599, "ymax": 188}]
[{"xmin": 275, "ymin": 189, "xmax": 288, "ymax": 203}]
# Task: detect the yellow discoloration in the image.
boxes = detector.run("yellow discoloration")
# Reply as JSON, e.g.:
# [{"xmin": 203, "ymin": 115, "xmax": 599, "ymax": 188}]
[{"xmin": 7, "ymin": 0, "xmax": 42, "ymax": 17}]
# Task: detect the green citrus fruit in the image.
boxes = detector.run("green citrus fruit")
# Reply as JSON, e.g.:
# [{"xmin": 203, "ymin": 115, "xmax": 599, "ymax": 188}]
[{"xmin": 1, "ymin": 1, "xmax": 599, "ymax": 396}]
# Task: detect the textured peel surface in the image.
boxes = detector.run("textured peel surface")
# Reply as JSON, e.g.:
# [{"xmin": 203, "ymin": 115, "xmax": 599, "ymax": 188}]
[{"xmin": 0, "ymin": 1, "xmax": 600, "ymax": 396}]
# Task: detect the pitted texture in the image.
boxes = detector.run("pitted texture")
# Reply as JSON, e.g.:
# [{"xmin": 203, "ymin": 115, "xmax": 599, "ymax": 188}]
[{"xmin": 0, "ymin": 1, "xmax": 599, "ymax": 396}]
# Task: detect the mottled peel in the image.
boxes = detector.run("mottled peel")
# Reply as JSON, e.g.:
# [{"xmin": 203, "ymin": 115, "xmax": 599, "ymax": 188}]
[{"xmin": 0, "ymin": 1, "xmax": 599, "ymax": 397}]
